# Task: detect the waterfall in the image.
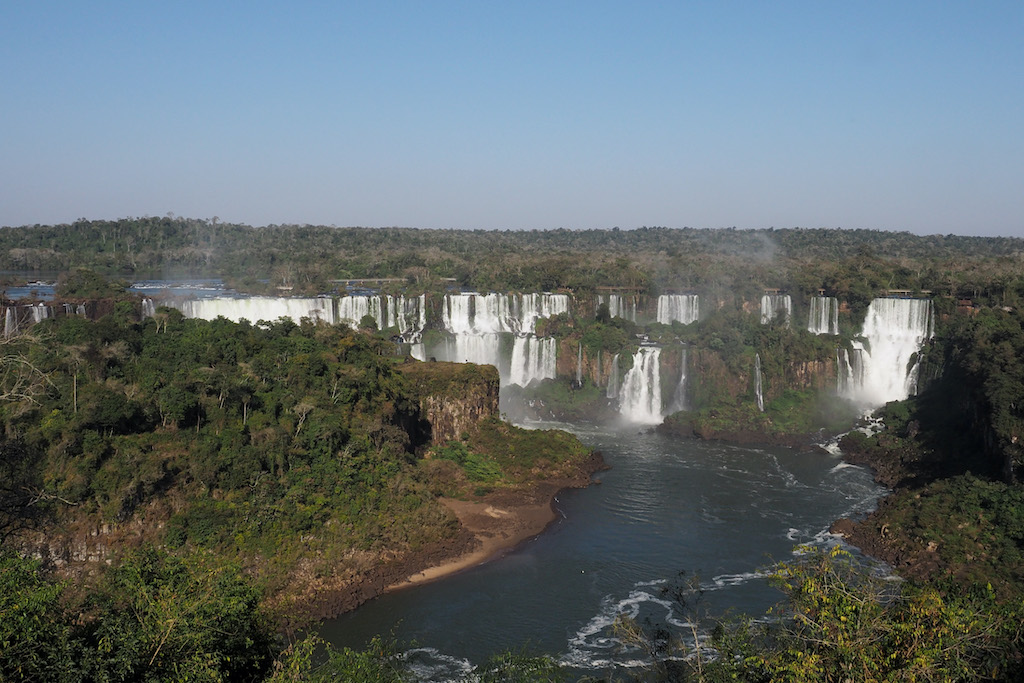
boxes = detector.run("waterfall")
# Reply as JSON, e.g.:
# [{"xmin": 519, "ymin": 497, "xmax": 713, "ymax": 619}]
[
  {"xmin": 760, "ymin": 294, "xmax": 791, "ymax": 325},
  {"xmin": 575, "ymin": 343, "xmax": 583, "ymax": 386},
  {"xmin": 840, "ymin": 298, "xmax": 933, "ymax": 410},
  {"xmin": 441, "ymin": 333, "xmax": 504, "ymax": 370},
  {"xmin": 836, "ymin": 347, "xmax": 865, "ymax": 396},
  {"xmin": 178, "ymin": 297, "xmax": 335, "ymax": 325},
  {"xmin": 657, "ymin": 294, "xmax": 699, "ymax": 325},
  {"xmin": 437, "ymin": 293, "xmax": 566, "ymax": 384},
  {"xmin": 606, "ymin": 354, "xmax": 620, "ymax": 399},
  {"xmin": 142, "ymin": 298, "xmax": 156, "ymax": 318},
  {"xmin": 598, "ymin": 294, "xmax": 637, "ymax": 322},
  {"xmin": 754, "ymin": 353, "xmax": 764, "ymax": 412},
  {"xmin": 619, "ymin": 347, "xmax": 663, "ymax": 424},
  {"xmin": 337, "ymin": 295, "xmax": 384, "ymax": 329},
  {"xmin": 384, "ymin": 294, "xmax": 426, "ymax": 341},
  {"xmin": 508, "ymin": 336, "xmax": 557, "ymax": 386},
  {"xmin": 807, "ymin": 296, "xmax": 839, "ymax": 335},
  {"xmin": 668, "ymin": 348, "xmax": 688, "ymax": 413},
  {"xmin": 443, "ymin": 293, "xmax": 566, "ymax": 335},
  {"xmin": 518, "ymin": 293, "xmax": 569, "ymax": 334},
  {"xmin": 3, "ymin": 308, "xmax": 16, "ymax": 338},
  {"xmin": 30, "ymin": 303, "xmax": 50, "ymax": 323},
  {"xmin": 443, "ymin": 293, "xmax": 512, "ymax": 334}
]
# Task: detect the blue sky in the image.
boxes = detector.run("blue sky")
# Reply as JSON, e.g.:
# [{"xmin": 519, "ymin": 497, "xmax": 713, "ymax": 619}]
[{"xmin": 2, "ymin": 1, "xmax": 1021, "ymax": 236}]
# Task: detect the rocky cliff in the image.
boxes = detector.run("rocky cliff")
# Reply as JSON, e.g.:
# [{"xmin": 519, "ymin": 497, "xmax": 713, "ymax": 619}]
[{"xmin": 397, "ymin": 361, "xmax": 500, "ymax": 445}]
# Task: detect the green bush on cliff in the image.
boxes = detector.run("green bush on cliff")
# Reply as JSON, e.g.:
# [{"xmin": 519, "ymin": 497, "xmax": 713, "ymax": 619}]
[
  {"xmin": 530, "ymin": 377, "xmax": 610, "ymax": 422},
  {"xmin": 433, "ymin": 441, "xmax": 502, "ymax": 483}
]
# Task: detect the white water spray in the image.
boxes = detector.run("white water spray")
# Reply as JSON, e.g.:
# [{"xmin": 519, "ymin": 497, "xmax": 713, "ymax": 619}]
[
  {"xmin": 598, "ymin": 294, "xmax": 638, "ymax": 322},
  {"xmin": 807, "ymin": 296, "xmax": 839, "ymax": 335},
  {"xmin": 668, "ymin": 348, "xmax": 688, "ymax": 413},
  {"xmin": 619, "ymin": 347, "xmax": 663, "ymax": 424},
  {"xmin": 508, "ymin": 336, "xmax": 557, "ymax": 387},
  {"xmin": 841, "ymin": 298, "xmax": 933, "ymax": 410},
  {"xmin": 656, "ymin": 294, "xmax": 699, "ymax": 325},
  {"xmin": 606, "ymin": 354, "xmax": 620, "ymax": 399},
  {"xmin": 760, "ymin": 294, "xmax": 791, "ymax": 325},
  {"xmin": 177, "ymin": 296, "xmax": 336, "ymax": 325},
  {"xmin": 754, "ymin": 353, "xmax": 764, "ymax": 412}
]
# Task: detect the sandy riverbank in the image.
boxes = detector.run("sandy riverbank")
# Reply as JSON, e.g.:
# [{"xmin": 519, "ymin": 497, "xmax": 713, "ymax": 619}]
[
  {"xmin": 277, "ymin": 452, "xmax": 606, "ymax": 629},
  {"xmin": 387, "ymin": 485, "xmax": 568, "ymax": 590}
]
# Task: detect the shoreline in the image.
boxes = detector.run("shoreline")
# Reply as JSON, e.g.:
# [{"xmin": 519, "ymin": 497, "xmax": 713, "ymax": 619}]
[
  {"xmin": 283, "ymin": 452, "xmax": 606, "ymax": 629},
  {"xmin": 384, "ymin": 450, "xmax": 607, "ymax": 594},
  {"xmin": 384, "ymin": 486, "xmax": 566, "ymax": 591}
]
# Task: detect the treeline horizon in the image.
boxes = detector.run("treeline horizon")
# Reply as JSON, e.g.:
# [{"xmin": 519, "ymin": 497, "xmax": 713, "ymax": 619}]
[{"xmin": 3, "ymin": 217, "xmax": 1023, "ymax": 312}]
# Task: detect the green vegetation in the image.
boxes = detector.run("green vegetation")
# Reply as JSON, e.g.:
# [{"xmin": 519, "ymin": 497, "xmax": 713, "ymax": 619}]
[
  {"xmin": 830, "ymin": 308, "xmax": 1024, "ymax": 598},
  {"xmin": 3, "ymin": 226, "xmax": 1024, "ymax": 679},
  {"xmin": 3, "ymin": 219, "xmax": 1023, "ymax": 311},
  {"xmin": 55, "ymin": 268, "xmax": 131, "ymax": 301},
  {"xmin": 1, "ymin": 548, "xmax": 274, "ymax": 682},
  {"xmin": 0, "ymin": 304, "xmax": 592, "ymax": 609},
  {"xmin": 0, "ymin": 279, "xmax": 601, "ymax": 679},
  {"xmin": 2, "ymin": 548, "xmax": 568, "ymax": 682},
  {"xmin": 693, "ymin": 547, "xmax": 1024, "ymax": 682}
]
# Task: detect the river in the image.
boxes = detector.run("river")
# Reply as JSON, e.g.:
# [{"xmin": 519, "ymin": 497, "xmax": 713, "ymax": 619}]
[{"xmin": 319, "ymin": 421, "xmax": 885, "ymax": 679}]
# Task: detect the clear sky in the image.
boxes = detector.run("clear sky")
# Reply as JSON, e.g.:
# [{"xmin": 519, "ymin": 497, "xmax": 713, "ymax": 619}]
[{"xmin": 1, "ymin": 1, "xmax": 1021, "ymax": 237}]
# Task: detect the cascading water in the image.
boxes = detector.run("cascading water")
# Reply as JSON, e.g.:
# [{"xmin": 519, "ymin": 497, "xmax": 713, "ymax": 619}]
[
  {"xmin": 444, "ymin": 333, "xmax": 504, "ymax": 370},
  {"xmin": 517, "ymin": 293, "xmax": 569, "ymax": 334},
  {"xmin": 668, "ymin": 348, "xmax": 688, "ymax": 413},
  {"xmin": 178, "ymin": 296, "xmax": 336, "ymax": 325},
  {"xmin": 442, "ymin": 293, "xmax": 566, "ymax": 335},
  {"xmin": 385, "ymin": 294, "xmax": 427, "ymax": 341},
  {"xmin": 170, "ymin": 294, "xmax": 425, "ymax": 341},
  {"xmin": 619, "ymin": 347, "xmax": 663, "ymax": 424},
  {"xmin": 836, "ymin": 347, "xmax": 864, "ymax": 396},
  {"xmin": 597, "ymin": 294, "xmax": 637, "ymax": 322},
  {"xmin": 841, "ymin": 298, "xmax": 933, "ymax": 410},
  {"xmin": 508, "ymin": 336, "xmax": 557, "ymax": 387},
  {"xmin": 142, "ymin": 298, "xmax": 156, "ymax": 318},
  {"xmin": 606, "ymin": 354, "xmax": 620, "ymax": 399},
  {"xmin": 656, "ymin": 294, "xmax": 699, "ymax": 325},
  {"xmin": 575, "ymin": 343, "xmax": 583, "ymax": 386},
  {"xmin": 443, "ymin": 293, "xmax": 512, "ymax": 334},
  {"xmin": 760, "ymin": 294, "xmax": 791, "ymax": 325},
  {"xmin": 754, "ymin": 353, "xmax": 764, "ymax": 412},
  {"xmin": 807, "ymin": 296, "xmax": 839, "ymax": 335},
  {"xmin": 3, "ymin": 308, "xmax": 16, "ymax": 338},
  {"xmin": 337, "ymin": 295, "xmax": 385, "ymax": 330},
  {"xmin": 437, "ymin": 293, "xmax": 566, "ymax": 384},
  {"xmin": 29, "ymin": 303, "xmax": 50, "ymax": 323}
]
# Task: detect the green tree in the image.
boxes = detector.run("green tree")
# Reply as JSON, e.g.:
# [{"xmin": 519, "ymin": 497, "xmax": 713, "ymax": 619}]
[{"xmin": 84, "ymin": 548, "xmax": 275, "ymax": 682}]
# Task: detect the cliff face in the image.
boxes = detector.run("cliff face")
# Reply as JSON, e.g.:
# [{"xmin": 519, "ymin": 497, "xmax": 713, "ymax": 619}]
[
  {"xmin": 555, "ymin": 339, "xmax": 619, "ymax": 388},
  {"xmin": 688, "ymin": 351, "xmax": 837, "ymax": 404},
  {"xmin": 397, "ymin": 361, "xmax": 500, "ymax": 445},
  {"xmin": 547, "ymin": 343, "xmax": 836, "ymax": 408},
  {"xmin": 781, "ymin": 359, "xmax": 837, "ymax": 395}
]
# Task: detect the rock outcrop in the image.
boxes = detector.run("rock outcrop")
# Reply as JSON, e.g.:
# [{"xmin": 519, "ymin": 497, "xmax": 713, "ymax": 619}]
[{"xmin": 397, "ymin": 361, "xmax": 500, "ymax": 445}]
